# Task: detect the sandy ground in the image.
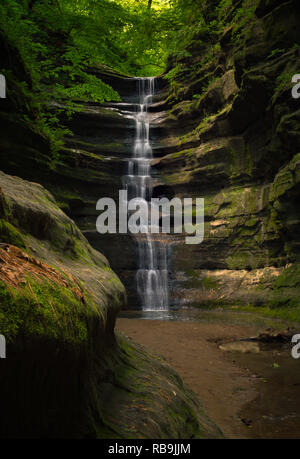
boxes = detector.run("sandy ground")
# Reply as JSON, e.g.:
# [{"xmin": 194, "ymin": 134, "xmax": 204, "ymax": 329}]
[{"xmin": 116, "ymin": 318, "xmax": 260, "ymax": 438}]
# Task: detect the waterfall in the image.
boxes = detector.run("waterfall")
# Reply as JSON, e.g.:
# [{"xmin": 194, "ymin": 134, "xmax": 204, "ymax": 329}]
[{"xmin": 123, "ymin": 77, "xmax": 169, "ymax": 311}]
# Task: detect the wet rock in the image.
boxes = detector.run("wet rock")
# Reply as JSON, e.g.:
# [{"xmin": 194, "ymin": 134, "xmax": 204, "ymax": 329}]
[
  {"xmin": 256, "ymin": 328, "xmax": 296, "ymax": 343},
  {"xmin": 219, "ymin": 341, "xmax": 260, "ymax": 354}
]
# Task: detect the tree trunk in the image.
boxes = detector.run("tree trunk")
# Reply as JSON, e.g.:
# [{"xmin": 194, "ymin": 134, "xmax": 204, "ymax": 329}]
[{"xmin": 148, "ymin": 0, "xmax": 152, "ymax": 9}]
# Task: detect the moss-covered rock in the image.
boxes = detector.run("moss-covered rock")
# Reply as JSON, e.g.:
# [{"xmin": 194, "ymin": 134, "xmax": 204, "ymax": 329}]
[
  {"xmin": 94, "ymin": 334, "xmax": 221, "ymax": 439},
  {"xmin": 0, "ymin": 171, "xmax": 220, "ymax": 438}
]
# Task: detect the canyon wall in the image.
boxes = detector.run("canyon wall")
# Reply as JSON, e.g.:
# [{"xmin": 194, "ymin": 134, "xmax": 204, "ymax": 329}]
[{"xmin": 152, "ymin": 0, "xmax": 300, "ymax": 308}]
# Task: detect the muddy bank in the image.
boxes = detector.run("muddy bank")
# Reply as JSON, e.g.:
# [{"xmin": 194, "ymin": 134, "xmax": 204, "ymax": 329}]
[{"xmin": 116, "ymin": 312, "xmax": 300, "ymax": 439}]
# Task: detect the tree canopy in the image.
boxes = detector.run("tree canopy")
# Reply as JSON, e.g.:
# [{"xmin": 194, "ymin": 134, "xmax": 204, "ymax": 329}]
[{"xmin": 0, "ymin": 0, "xmax": 230, "ymax": 154}]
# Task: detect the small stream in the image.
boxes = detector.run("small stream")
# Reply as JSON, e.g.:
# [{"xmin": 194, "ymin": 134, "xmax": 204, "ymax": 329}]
[
  {"xmin": 119, "ymin": 306, "xmax": 298, "ymax": 327},
  {"xmin": 118, "ymin": 307, "xmax": 300, "ymax": 438}
]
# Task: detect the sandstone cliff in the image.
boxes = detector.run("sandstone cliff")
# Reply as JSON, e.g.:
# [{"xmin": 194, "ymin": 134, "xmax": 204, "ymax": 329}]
[{"xmin": 151, "ymin": 0, "xmax": 300, "ymax": 309}]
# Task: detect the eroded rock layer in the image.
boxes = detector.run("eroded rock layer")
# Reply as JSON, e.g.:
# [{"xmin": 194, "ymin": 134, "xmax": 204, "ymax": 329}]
[{"xmin": 151, "ymin": 0, "xmax": 300, "ymax": 307}]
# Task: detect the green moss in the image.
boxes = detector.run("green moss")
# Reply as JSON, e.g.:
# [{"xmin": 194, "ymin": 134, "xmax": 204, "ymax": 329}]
[
  {"xmin": 55, "ymin": 201, "xmax": 70, "ymax": 211},
  {"xmin": 105, "ymin": 335, "xmax": 221, "ymax": 439},
  {"xmin": 0, "ymin": 219, "xmax": 26, "ymax": 248},
  {"xmin": 182, "ymin": 272, "xmax": 220, "ymax": 290},
  {"xmin": 273, "ymin": 265, "xmax": 300, "ymax": 289},
  {"xmin": 0, "ymin": 275, "xmax": 98, "ymax": 345},
  {"xmin": 229, "ymin": 142, "xmax": 254, "ymax": 181},
  {"xmin": 0, "ymin": 189, "xmax": 11, "ymax": 220},
  {"xmin": 52, "ymin": 188, "xmax": 83, "ymax": 204},
  {"xmin": 184, "ymin": 269, "xmax": 198, "ymax": 279},
  {"xmin": 235, "ymin": 304, "xmax": 300, "ymax": 323},
  {"xmin": 171, "ymin": 148, "xmax": 196, "ymax": 160},
  {"xmin": 246, "ymin": 217, "xmax": 259, "ymax": 228},
  {"xmin": 194, "ymin": 301, "xmax": 300, "ymax": 323},
  {"xmin": 226, "ymin": 251, "xmax": 258, "ymax": 270},
  {"xmin": 265, "ymin": 207, "xmax": 283, "ymax": 235},
  {"xmin": 0, "ymin": 191, "xmax": 26, "ymax": 248},
  {"xmin": 201, "ymin": 277, "xmax": 219, "ymax": 289},
  {"xmin": 273, "ymin": 68, "xmax": 299, "ymax": 102}
]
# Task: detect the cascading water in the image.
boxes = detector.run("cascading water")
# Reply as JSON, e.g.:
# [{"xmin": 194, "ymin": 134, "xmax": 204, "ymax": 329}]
[{"xmin": 123, "ymin": 77, "xmax": 169, "ymax": 311}]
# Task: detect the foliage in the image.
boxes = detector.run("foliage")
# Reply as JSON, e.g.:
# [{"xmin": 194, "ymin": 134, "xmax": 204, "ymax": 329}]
[
  {"xmin": 0, "ymin": 0, "xmax": 184, "ymax": 156},
  {"xmin": 0, "ymin": 0, "xmax": 270, "ymax": 156},
  {"xmin": 163, "ymin": 0, "xmax": 264, "ymax": 103}
]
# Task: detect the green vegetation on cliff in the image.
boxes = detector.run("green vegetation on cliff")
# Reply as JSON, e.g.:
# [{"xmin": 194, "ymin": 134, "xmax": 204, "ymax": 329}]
[{"xmin": 154, "ymin": 0, "xmax": 300, "ymax": 312}]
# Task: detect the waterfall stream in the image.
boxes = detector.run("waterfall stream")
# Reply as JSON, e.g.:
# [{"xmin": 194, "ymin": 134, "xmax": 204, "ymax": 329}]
[{"xmin": 123, "ymin": 77, "xmax": 169, "ymax": 311}]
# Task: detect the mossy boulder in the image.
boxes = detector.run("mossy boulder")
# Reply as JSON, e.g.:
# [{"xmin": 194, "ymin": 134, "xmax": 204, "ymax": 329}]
[{"xmin": 0, "ymin": 171, "xmax": 220, "ymax": 438}]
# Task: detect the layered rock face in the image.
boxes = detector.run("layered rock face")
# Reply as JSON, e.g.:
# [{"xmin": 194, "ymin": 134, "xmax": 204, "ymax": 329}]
[{"xmin": 151, "ymin": 0, "xmax": 300, "ymax": 307}]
